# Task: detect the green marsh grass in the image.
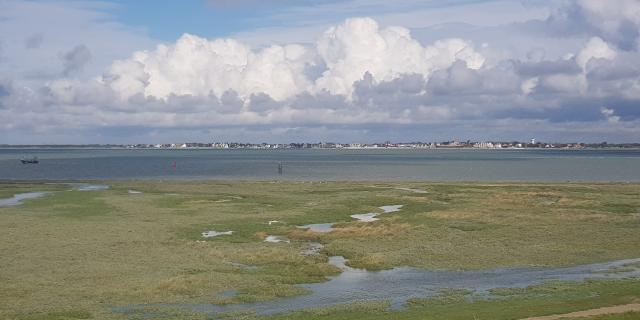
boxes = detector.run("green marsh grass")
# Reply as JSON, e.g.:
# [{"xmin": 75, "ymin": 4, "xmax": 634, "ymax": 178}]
[{"xmin": 1, "ymin": 181, "xmax": 639, "ymax": 319}]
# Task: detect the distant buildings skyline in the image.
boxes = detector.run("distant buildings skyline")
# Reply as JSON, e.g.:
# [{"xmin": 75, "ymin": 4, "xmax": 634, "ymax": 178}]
[{"xmin": 3, "ymin": 140, "xmax": 639, "ymax": 150}]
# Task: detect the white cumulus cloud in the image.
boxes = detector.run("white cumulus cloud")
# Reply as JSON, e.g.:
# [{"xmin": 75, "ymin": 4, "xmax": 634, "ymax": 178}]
[
  {"xmin": 103, "ymin": 35, "xmax": 311, "ymax": 101},
  {"xmin": 102, "ymin": 17, "xmax": 484, "ymax": 102}
]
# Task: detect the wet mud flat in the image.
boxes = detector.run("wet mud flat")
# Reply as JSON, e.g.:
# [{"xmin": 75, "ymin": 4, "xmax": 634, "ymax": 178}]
[{"xmin": 116, "ymin": 257, "xmax": 640, "ymax": 317}]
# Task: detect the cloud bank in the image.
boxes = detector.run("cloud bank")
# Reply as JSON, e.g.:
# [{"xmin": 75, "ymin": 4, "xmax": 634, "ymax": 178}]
[{"xmin": 1, "ymin": 0, "xmax": 639, "ymax": 143}]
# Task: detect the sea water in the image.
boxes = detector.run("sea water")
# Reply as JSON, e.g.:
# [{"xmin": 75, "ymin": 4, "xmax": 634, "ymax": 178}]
[{"xmin": 0, "ymin": 148, "xmax": 639, "ymax": 181}]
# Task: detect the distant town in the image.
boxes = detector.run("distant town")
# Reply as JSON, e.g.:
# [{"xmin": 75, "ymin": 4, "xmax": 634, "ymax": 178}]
[{"xmin": 2, "ymin": 139, "xmax": 640, "ymax": 149}]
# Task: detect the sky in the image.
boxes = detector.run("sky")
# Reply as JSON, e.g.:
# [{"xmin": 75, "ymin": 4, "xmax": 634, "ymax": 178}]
[{"xmin": 0, "ymin": 0, "xmax": 639, "ymax": 144}]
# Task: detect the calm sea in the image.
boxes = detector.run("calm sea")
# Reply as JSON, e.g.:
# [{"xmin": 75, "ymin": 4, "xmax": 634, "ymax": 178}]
[{"xmin": 0, "ymin": 148, "xmax": 638, "ymax": 181}]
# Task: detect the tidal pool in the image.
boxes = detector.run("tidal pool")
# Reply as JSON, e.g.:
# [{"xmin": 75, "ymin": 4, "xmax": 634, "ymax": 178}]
[
  {"xmin": 116, "ymin": 257, "xmax": 640, "ymax": 317},
  {"xmin": 0, "ymin": 192, "xmax": 48, "ymax": 207}
]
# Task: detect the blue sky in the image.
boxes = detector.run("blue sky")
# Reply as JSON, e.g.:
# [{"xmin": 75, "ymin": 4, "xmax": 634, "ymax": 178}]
[
  {"xmin": 0, "ymin": 0, "xmax": 639, "ymax": 144},
  {"xmin": 106, "ymin": 0, "xmax": 272, "ymax": 41},
  {"xmin": 107, "ymin": 0, "xmax": 531, "ymax": 42}
]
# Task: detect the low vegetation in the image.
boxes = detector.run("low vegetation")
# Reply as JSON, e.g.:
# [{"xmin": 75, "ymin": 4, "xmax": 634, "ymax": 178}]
[{"xmin": 1, "ymin": 181, "xmax": 639, "ymax": 319}]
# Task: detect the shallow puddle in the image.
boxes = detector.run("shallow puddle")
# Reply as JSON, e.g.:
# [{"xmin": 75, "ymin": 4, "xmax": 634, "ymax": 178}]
[
  {"xmin": 116, "ymin": 257, "xmax": 640, "ymax": 317},
  {"xmin": 0, "ymin": 192, "xmax": 48, "ymax": 207},
  {"xmin": 128, "ymin": 190, "xmax": 143, "ymax": 194},
  {"xmin": 297, "ymin": 223, "xmax": 334, "ymax": 233},
  {"xmin": 264, "ymin": 235, "xmax": 290, "ymax": 243},
  {"xmin": 202, "ymin": 231, "xmax": 233, "ymax": 238},
  {"xmin": 350, "ymin": 212, "xmax": 379, "ymax": 222},
  {"xmin": 380, "ymin": 205, "xmax": 403, "ymax": 213},
  {"xmin": 350, "ymin": 205, "xmax": 403, "ymax": 222}
]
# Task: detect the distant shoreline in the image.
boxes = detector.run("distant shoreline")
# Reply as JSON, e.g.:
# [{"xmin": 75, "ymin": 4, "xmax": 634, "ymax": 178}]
[{"xmin": 2, "ymin": 146, "xmax": 640, "ymax": 150}]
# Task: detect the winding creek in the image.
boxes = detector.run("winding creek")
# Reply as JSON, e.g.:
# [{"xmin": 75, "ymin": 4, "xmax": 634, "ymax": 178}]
[{"xmin": 116, "ymin": 256, "xmax": 640, "ymax": 317}]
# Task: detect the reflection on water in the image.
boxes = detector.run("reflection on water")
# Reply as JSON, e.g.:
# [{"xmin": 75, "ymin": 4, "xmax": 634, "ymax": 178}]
[{"xmin": 116, "ymin": 257, "xmax": 640, "ymax": 317}]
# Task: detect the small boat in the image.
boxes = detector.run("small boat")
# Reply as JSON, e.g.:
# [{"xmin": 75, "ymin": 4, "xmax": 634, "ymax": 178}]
[{"xmin": 20, "ymin": 156, "xmax": 39, "ymax": 164}]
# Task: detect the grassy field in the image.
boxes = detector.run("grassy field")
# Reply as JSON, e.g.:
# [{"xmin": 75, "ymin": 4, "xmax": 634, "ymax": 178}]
[{"xmin": 0, "ymin": 181, "xmax": 639, "ymax": 319}]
